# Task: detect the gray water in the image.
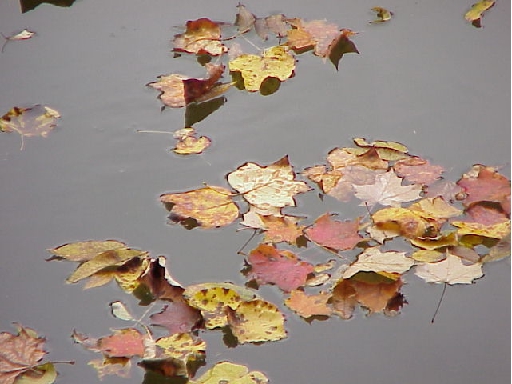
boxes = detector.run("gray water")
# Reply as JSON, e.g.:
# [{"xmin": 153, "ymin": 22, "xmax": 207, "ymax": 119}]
[{"xmin": 0, "ymin": 0, "xmax": 510, "ymax": 383}]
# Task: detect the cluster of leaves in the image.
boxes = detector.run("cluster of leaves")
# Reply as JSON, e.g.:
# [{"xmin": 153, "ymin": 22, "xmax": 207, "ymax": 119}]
[
  {"xmin": 0, "ymin": 323, "xmax": 72, "ymax": 384},
  {"xmin": 47, "ymin": 241, "xmax": 277, "ymax": 381},
  {"xmin": 145, "ymin": 4, "xmax": 359, "ymax": 155},
  {"xmin": 161, "ymin": 137, "xmax": 510, "ymax": 321}
]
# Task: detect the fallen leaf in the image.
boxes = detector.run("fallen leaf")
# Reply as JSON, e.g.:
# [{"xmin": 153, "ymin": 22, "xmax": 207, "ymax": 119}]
[
  {"xmin": 305, "ymin": 213, "xmax": 363, "ymax": 251},
  {"xmin": 394, "ymin": 157, "xmax": 444, "ymax": 185},
  {"xmin": 161, "ymin": 185, "xmax": 239, "ymax": 229},
  {"xmin": 246, "ymin": 244, "xmax": 314, "ymax": 292},
  {"xmin": 189, "ymin": 361, "xmax": 268, "ymax": 384},
  {"xmin": 14, "ymin": 362, "xmax": 57, "ymax": 384},
  {"xmin": 408, "ymin": 197, "xmax": 463, "ymax": 220},
  {"xmin": 353, "ymin": 170, "xmax": 422, "ymax": 207},
  {"xmin": 0, "ymin": 105, "xmax": 60, "ymax": 149},
  {"xmin": 343, "ymin": 247, "xmax": 414, "ymax": 278},
  {"xmin": 173, "ymin": 18, "xmax": 226, "ymax": 55},
  {"xmin": 465, "ymin": 0, "xmax": 495, "ymax": 27},
  {"xmin": 370, "ymin": 7, "xmax": 393, "ymax": 23},
  {"xmin": 137, "ymin": 256, "xmax": 185, "ymax": 302},
  {"xmin": 260, "ymin": 215, "xmax": 306, "ymax": 245},
  {"xmin": 227, "ymin": 156, "xmax": 310, "ymax": 212},
  {"xmin": 352, "ymin": 137, "xmax": 409, "ymax": 161},
  {"xmin": 150, "ymin": 302, "xmax": 203, "ymax": 335},
  {"xmin": 0, "ymin": 323, "xmax": 56, "ymax": 384},
  {"xmin": 1, "ymin": 29, "xmax": 36, "ymax": 52},
  {"xmin": 330, "ymin": 279, "xmax": 357, "ymax": 319},
  {"xmin": 285, "ymin": 290, "xmax": 332, "ymax": 319},
  {"xmin": 228, "ymin": 45, "xmax": 295, "ymax": 92},
  {"xmin": 415, "ymin": 252, "xmax": 483, "ymax": 284},
  {"xmin": 87, "ymin": 357, "xmax": 131, "ymax": 380},
  {"xmin": 19, "ymin": 0, "xmax": 76, "ymax": 13},
  {"xmin": 98, "ymin": 328, "xmax": 145, "ymax": 358},
  {"xmin": 172, "ymin": 128, "xmax": 211, "ymax": 155},
  {"xmin": 226, "ymin": 299, "xmax": 287, "ymax": 343},
  {"xmin": 48, "ymin": 240, "xmax": 127, "ymax": 262},
  {"xmin": 351, "ymin": 275, "xmax": 404, "ymax": 314}
]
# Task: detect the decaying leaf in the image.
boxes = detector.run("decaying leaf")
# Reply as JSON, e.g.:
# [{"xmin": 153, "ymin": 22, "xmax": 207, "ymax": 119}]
[
  {"xmin": 227, "ymin": 156, "xmax": 310, "ymax": 212},
  {"xmin": 172, "ymin": 128, "xmax": 211, "ymax": 155},
  {"xmin": 353, "ymin": 170, "xmax": 422, "ymax": 207},
  {"xmin": 305, "ymin": 213, "xmax": 363, "ymax": 252},
  {"xmin": 226, "ymin": 299, "xmax": 287, "ymax": 343},
  {"xmin": 228, "ymin": 45, "xmax": 296, "ymax": 92},
  {"xmin": 0, "ymin": 323, "xmax": 58, "ymax": 384},
  {"xmin": 246, "ymin": 244, "xmax": 314, "ymax": 292},
  {"xmin": 173, "ymin": 18, "xmax": 226, "ymax": 55},
  {"xmin": 343, "ymin": 247, "xmax": 414, "ymax": 278},
  {"xmin": 189, "ymin": 361, "xmax": 268, "ymax": 384},
  {"xmin": 285, "ymin": 290, "xmax": 332, "ymax": 319},
  {"xmin": 415, "ymin": 252, "xmax": 483, "ymax": 284},
  {"xmin": 260, "ymin": 215, "xmax": 306, "ymax": 245},
  {"xmin": 465, "ymin": 0, "xmax": 495, "ymax": 27},
  {"xmin": 0, "ymin": 105, "xmax": 60, "ymax": 149},
  {"xmin": 160, "ymin": 185, "xmax": 239, "ymax": 229},
  {"xmin": 48, "ymin": 240, "xmax": 128, "ymax": 262},
  {"xmin": 150, "ymin": 302, "xmax": 203, "ymax": 335},
  {"xmin": 394, "ymin": 157, "xmax": 444, "ymax": 185},
  {"xmin": 147, "ymin": 64, "xmax": 231, "ymax": 108},
  {"xmin": 370, "ymin": 7, "xmax": 393, "ymax": 23}
]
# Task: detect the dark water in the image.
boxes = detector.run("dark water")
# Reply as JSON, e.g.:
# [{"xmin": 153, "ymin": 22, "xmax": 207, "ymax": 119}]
[{"xmin": 0, "ymin": 0, "xmax": 509, "ymax": 383}]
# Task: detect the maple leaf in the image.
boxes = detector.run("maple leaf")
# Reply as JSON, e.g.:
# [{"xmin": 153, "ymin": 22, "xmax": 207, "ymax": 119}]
[
  {"xmin": 457, "ymin": 165, "xmax": 510, "ymax": 213},
  {"xmin": 305, "ymin": 213, "xmax": 363, "ymax": 251},
  {"xmin": 343, "ymin": 247, "xmax": 414, "ymax": 278},
  {"xmin": 147, "ymin": 63, "xmax": 231, "ymax": 108},
  {"xmin": 259, "ymin": 215, "xmax": 306, "ymax": 245},
  {"xmin": 189, "ymin": 361, "xmax": 268, "ymax": 384},
  {"xmin": 226, "ymin": 299, "xmax": 287, "ymax": 343},
  {"xmin": 246, "ymin": 244, "xmax": 314, "ymax": 292},
  {"xmin": 0, "ymin": 323, "xmax": 57, "ymax": 384},
  {"xmin": 330, "ymin": 279, "xmax": 357, "ymax": 319},
  {"xmin": 285, "ymin": 290, "xmax": 332, "ymax": 319},
  {"xmin": 150, "ymin": 302, "xmax": 203, "ymax": 335},
  {"xmin": 465, "ymin": 0, "xmax": 495, "ymax": 27},
  {"xmin": 394, "ymin": 157, "xmax": 444, "ymax": 185},
  {"xmin": 48, "ymin": 240, "xmax": 128, "ymax": 262},
  {"xmin": 0, "ymin": 105, "xmax": 60, "ymax": 149},
  {"xmin": 173, "ymin": 18, "xmax": 226, "ymax": 56},
  {"xmin": 227, "ymin": 156, "xmax": 310, "ymax": 212},
  {"xmin": 228, "ymin": 46, "xmax": 296, "ymax": 93},
  {"xmin": 160, "ymin": 185, "xmax": 239, "ymax": 229},
  {"xmin": 351, "ymin": 137, "xmax": 409, "ymax": 161},
  {"xmin": 425, "ymin": 180, "xmax": 465, "ymax": 202},
  {"xmin": 351, "ymin": 275, "xmax": 404, "ymax": 314},
  {"xmin": 415, "ymin": 252, "xmax": 483, "ymax": 284},
  {"xmin": 172, "ymin": 128, "xmax": 211, "ymax": 155},
  {"xmin": 353, "ymin": 170, "xmax": 422, "ymax": 207}
]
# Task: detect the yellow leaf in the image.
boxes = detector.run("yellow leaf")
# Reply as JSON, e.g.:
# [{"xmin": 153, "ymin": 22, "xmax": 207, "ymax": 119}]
[
  {"xmin": 173, "ymin": 128, "xmax": 211, "ymax": 155},
  {"xmin": 190, "ymin": 361, "xmax": 268, "ymax": 384},
  {"xmin": 228, "ymin": 45, "xmax": 295, "ymax": 92},
  {"xmin": 465, "ymin": 0, "xmax": 495, "ymax": 27},
  {"xmin": 343, "ymin": 247, "xmax": 414, "ymax": 278},
  {"xmin": 451, "ymin": 220, "xmax": 510, "ymax": 239},
  {"xmin": 415, "ymin": 253, "xmax": 483, "ymax": 284},
  {"xmin": 408, "ymin": 197, "xmax": 462, "ymax": 219},
  {"xmin": 156, "ymin": 333, "xmax": 206, "ymax": 364},
  {"xmin": 370, "ymin": 7, "xmax": 393, "ymax": 23},
  {"xmin": 48, "ymin": 240, "xmax": 127, "ymax": 262}
]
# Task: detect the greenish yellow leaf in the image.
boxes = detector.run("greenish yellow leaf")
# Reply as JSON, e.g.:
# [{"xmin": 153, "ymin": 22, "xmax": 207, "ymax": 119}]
[
  {"xmin": 48, "ymin": 240, "xmax": 127, "ymax": 262},
  {"xmin": 190, "ymin": 361, "xmax": 268, "ymax": 384},
  {"xmin": 15, "ymin": 362, "xmax": 57, "ymax": 384},
  {"xmin": 465, "ymin": 0, "xmax": 495, "ymax": 27}
]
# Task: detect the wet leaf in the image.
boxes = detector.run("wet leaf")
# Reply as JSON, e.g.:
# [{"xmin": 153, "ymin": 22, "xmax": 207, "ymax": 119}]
[
  {"xmin": 0, "ymin": 323, "xmax": 56, "ymax": 384},
  {"xmin": 226, "ymin": 299, "xmax": 287, "ymax": 343},
  {"xmin": 415, "ymin": 253, "xmax": 483, "ymax": 284},
  {"xmin": 352, "ymin": 137, "xmax": 409, "ymax": 161},
  {"xmin": 0, "ymin": 105, "xmax": 60, "ymax": 149},
  {"xmin": 110, "ymin": 301, "xmax": 135, "ymax": 322},
  {"xmin": 19, "ymin": 0, "xmax": 76, "ymax": 13},
  {"xmin": 161, "ymin": 185, "xmax": 239, "ymax": 229},
  {"xmin": 227, "ymin": 156, "xmax": 310, "ymax": 212},
  {"xmin": 66, "ymin": 248, "xmax": 147, "ymax": 284},
  {"xmin": 451, "ymin": 218, "xmax": 510, "ymax": 239},
  {"xmin": 305, "ymin": 213, "xmax": 362, "ymax": 251},
  {"xmin": 173, "ymin": 18, "xmax": 226, "ymax": 56},
  {"xmin": 372, "ymin": 207, "xmax": 433, "ymax": 239},
  {"xmin": 228, "ymin": 46, "xmax": 295, "ymax": 92},
  {"xmin": 172, "ymin": 128, "xmax": 211, "ymax": 155},
  {"xmin": 150, "ymin": 302, "xmax": 203, "ymax": 335},
  {"xmin": 98, "ymin": 328, "xmax": 146, "ymax": 358},
  {"xmin": 260, "ymin": 215, "xmax": 306, "ymax": 245},
  {"xmin": 14, "ymin": 362, "xmax": 57, "ymax": 384},
  {"xmin": 351, "ymin": 275, "xmax": 404, "ymax": 314},
  {"xmin": 285, "ymin": 290, "xmax": 332, "ymax": 319},
  {"xmin": 150, "ymin": 333, "xmax": 206, "ymax": 376},
  {"xmin": 394, "ymin": 157, "xmax": 444, "ymax": 185},
  {"xmin": 353, "ymin": 170, "xmax": 422, "ymax": 207},
  {"xmin": 1, "ymin": 29, "xmax": 36, "ymax": 52},
  {"xmin": 235, "ymin": 4, "xmax": 256, "ymax": 34},
  {"xmin": 48, "ymin": 240, "xmax": 127, "ymax": 262},
  {"xmin": 189, "ymin": 361, "xmax": 268, "ymax": 384},
  {"xmin": 137, "ymin": 256, "xmax": 185, "ymax": 302},
  {"xmin": 465, "ymin": 0, "xmax": 495, "ymax": 27},
  {"xmin": 408, "ymin": 197, "xmax": 463, "ymax": 220},
  {"xmin": 147, "ymin": 64, "xmax": 230, "ymax": 108},
  {"xmin": 343, "ymin": 248, "xmax": 414, "ymax": 278},
  {"xmin": 246, "ymin": 244, "xmax": 314, "ymax": 292},
  {"xmin": 88, "ymin": 357, "xmax": 131, "ymax": 380},
  {"xmin": 370, "ymin": 7, "xmax": 393, "ymax": 23}
]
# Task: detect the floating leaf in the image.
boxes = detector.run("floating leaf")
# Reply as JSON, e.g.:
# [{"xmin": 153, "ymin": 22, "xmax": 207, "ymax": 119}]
[
  {"xmin": 343, "ymin": 248, "xmax": 414, "ymax": 278},
  {"xmin": 98, "ymin": 328, "xmax": 145, "ymax": 358},
  {"xmin": 285, "ymin": 290, "xmax": 332, "ymax": 319},
  {"xmin": 246, "ymin": 244, "xmax": 314, "ymax": 292},
  {"xmin": 137, "ymin": 256, "xmax": 184, "ymax": 302},
  {"xmin": 305, "ymin": 213, "xmax": 362, "ymax": 251},
  {"xmin": 161, "ymin": 185, "xmax": 239, "ymax": 229},
  {"xmin": 173, "ymin": 18, "xmax": 226, "ymax": 56},
  {"xmin": 226, "ymin": 299, "xmax": 287, "ymax": 343},
  {"xmin": 0, "ymin": 105, "xmax": 60, "ymax": 149},
  {"xmin": 370, "ymin": 7, "xmax": 393, "ymax": 23},
  {"xmin": 353, "ymin": 170, "xmax": 422, "ymax": 207},
  {"xmin": 150, "ymin": 302, "xmax": 203, "ymax": 335},
  {"xmin": 48, "ymin": 240, "xmax": 127, "ymax": 262},
  {"xmin": 88, "ymin": 357, "xmax": 131, "ymax": 380},
  {"xmin": 465, "ymin": 0, "xmax": 495, "ymax": 27},
  {"xmin": 1, "ymin": 29, "xmax": 36, "ymax": 53},
  {"xmin": 228, "ymin": 45, "xmax": 295, "ymax": 92},
  {"xmin": 172, "ymin": 128, "xmax": 211, "ymax": 155},
  {"xmin": 260, "ymin": 215, "xmax": 305, "ymax": 245},
  {"xmin": 190, "ymin": 361, "xmax": 268, "ymax": 384},
  {"xmin": 19, "ymin": 0, "xmax": 76, "ymax": 13},
  {"xmin": 14, "ymin": 362, "xmax": 57, "ymax": 384},
  {"xmin": 0, "ymin": 323, "xmax": 56, "ymax": 384},
  {"xmin": 110, "ymin": 301, "xmax": 135, "ymax": 322},
  {"xmin": 227, "ymin": 156, "xmax": 310, "ymax": 212},
  {"xmin": 394, "ymin": 157, "xmax": 444, "ymax": 185},
  {"xmin": 415, "ymin": 253, "xmax": 483, "ymax": 284}
]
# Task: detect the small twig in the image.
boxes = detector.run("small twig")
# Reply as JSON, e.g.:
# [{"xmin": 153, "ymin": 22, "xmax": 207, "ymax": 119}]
[{"xmin": 431, "ymin": 283, "xmax": 447, "ymax": 323}]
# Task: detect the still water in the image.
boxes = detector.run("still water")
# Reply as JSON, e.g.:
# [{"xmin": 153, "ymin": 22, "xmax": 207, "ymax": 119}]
[{"xmin": 0, "ymin": 0, "xmax": 509, "ymax": 383}]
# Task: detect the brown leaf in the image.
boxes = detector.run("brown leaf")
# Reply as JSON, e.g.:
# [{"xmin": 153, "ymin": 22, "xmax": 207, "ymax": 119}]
[
  {"xmin": 150, "ymin": 302, "xmax": 203, "ymax": 335},
  {"xmin": 285, "ymin": 290, "xmax": 332, "ymax": 319},
  {"xmin": 173, "ymin": 18, "xmax": 226, "ymax": 55}
]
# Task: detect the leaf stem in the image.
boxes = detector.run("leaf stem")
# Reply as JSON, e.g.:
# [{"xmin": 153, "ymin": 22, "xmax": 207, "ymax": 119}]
[{"xmin": 431, "ymin": 283, "xmax": 447, "ymax": 323}]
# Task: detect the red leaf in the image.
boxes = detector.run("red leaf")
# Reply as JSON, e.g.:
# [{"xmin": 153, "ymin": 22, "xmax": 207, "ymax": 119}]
[
  {"xmin": 98, "ymin": 329, "xmax": 145, "ymax": 358},
  {"xmin": 150, "ymin": 302, "xmax": 203, "ymax": 335},
  {"xmin": 305, "ymin": 213, "xmax": 362, "ymax": 251}
]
